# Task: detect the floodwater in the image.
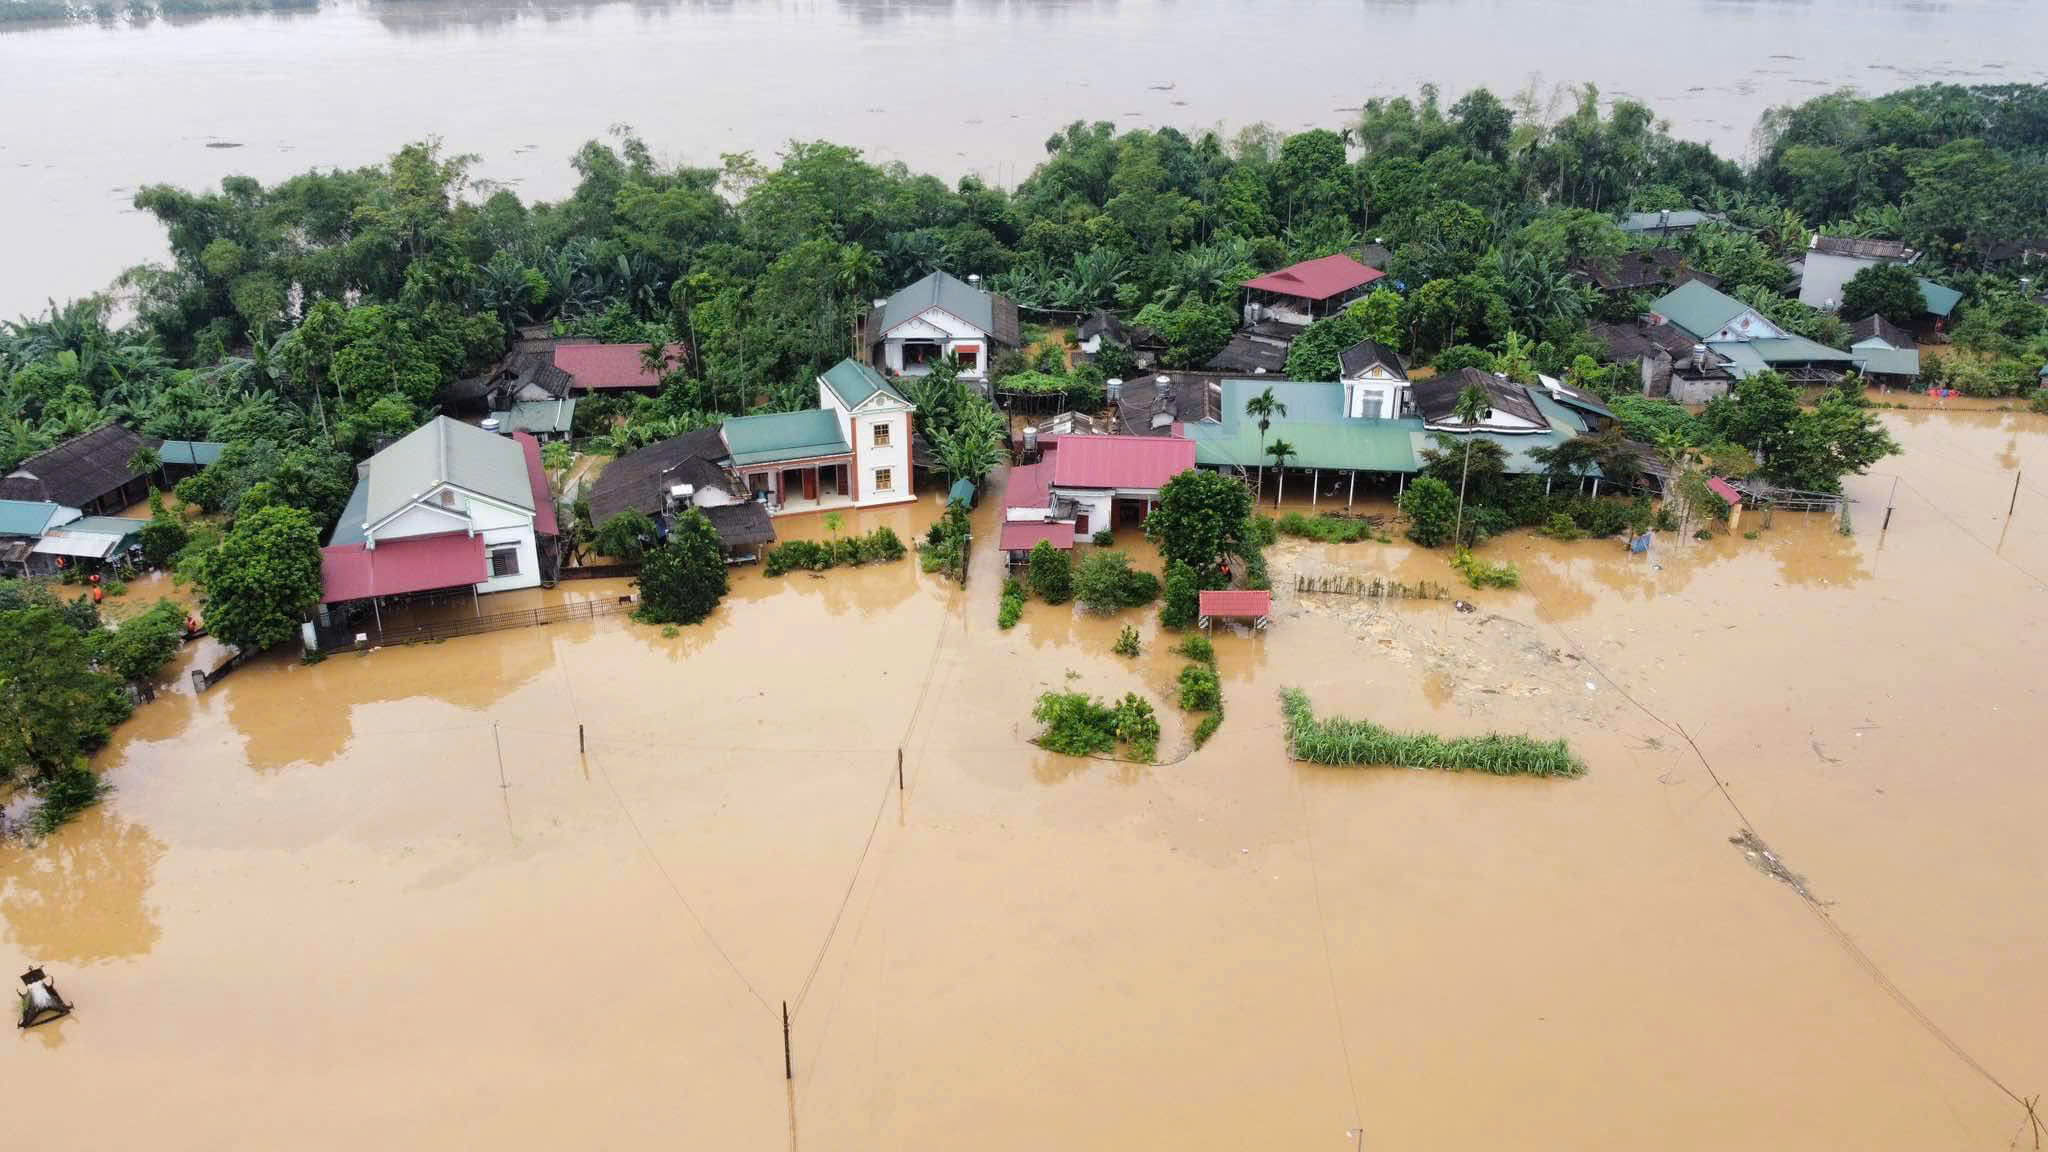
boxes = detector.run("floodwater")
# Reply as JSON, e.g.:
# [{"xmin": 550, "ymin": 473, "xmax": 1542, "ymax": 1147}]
[
  {"xmin": 5, "ymin": 0, "xmax": 2048, "ymax": 315},
  {"xmin": 5, "ymin": 408, "xmax": 2047, "ymax": 1147}
]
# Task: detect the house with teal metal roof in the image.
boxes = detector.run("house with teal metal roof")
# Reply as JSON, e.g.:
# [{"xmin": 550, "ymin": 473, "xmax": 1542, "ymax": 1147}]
[
  {"xmin": 720, "ymin": 357, "xmax": 917, "ymax": 516},
  {"xmin": 0, "ymin": 499, "xmax": 81, "ymax": 539}
]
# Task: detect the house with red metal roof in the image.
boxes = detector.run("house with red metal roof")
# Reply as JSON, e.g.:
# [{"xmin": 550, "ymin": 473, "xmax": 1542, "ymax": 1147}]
[
  {"xmin": 319, "ymin": 418, "xmax": 559, "ymax": 620},
  {"xmin": 552, "ymin": 342, "xmax": 684, "ymax": 393},
  {"xmin": 1045, "ymin": 434, "xmax": 1196, "ymax": 538},
  {"xmin": 1241, "ymin": 253, "xmax": 1384, "ymax": 327}
]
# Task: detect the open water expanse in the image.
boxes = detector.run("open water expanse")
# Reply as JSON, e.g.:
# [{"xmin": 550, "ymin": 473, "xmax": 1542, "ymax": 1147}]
[
  {"xmin": 4, "ymin": 407, "xmax": 2048, "ymax": 1147},
  {"xmin": 3, "ymin": 0, "xmax": 2047, "ymax": 315}
]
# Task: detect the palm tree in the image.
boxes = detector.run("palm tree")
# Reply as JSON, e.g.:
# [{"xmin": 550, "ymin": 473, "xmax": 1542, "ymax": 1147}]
[
  {"xmin": 1451, "ymin": 382, "xmax": 1493, "ymax": 547},
  {"xmin": 1267, "ymin": 439, "xmax": 1297, "ymax": 507},
  {"xmin": 1244, "ymin": 386, "xmax": 1286, "ymax": 500}
]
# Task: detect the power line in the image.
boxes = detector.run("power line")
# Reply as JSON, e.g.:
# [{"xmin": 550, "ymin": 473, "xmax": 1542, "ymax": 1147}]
[{"xmin": 1541, "ymin": 610, "xmax": 2042, "ymax": 1143}]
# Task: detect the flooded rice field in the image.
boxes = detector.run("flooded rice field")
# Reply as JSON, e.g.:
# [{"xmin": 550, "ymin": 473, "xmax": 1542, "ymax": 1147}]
[{"xmin": 6, "ymin": 409, "xmax": 2048, "ymax": 1148}]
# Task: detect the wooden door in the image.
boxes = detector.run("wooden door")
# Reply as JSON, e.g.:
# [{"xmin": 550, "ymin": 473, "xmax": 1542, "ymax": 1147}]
[
  {"xmin": 803, "ymin": 468, "xmax": 818, "ymax": 501},
  {"xmin": 1075, "ymin": 511, "xmax": 1089, "ymax": 535}
]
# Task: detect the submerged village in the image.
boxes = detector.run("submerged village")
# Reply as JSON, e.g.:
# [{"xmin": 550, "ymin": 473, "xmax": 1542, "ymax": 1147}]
[{"xmin": 5, "ymin": 82, "xmax": 2048, "ymax": 1149}]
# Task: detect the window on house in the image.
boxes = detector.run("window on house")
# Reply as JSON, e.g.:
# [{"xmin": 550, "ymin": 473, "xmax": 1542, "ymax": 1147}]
[
  {"xmin": 872, "ymin": 422, "xmax": 891, "ymax": 448},
  {"xmin": 490, "ymin": 547, "xmax": 520, "ymax": 578},
  {"xmin": 955, "ymin": 345, "xmax": 980, "ymax": 372},
  {"xmin": 438, "ymin": 489, "xmax": 456, "ymax": 507},
  {"xmin": 873, "ymin": 467, "xmax": 894, "ymax": 493}
]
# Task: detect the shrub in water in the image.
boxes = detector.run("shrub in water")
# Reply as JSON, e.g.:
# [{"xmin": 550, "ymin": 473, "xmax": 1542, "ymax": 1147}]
[
  {"xmin": 998, "ymin": 592, "xmax": 1024, "ymax": 630},
  {"xmin": 1542, "ymin": 512, "xmax": 1581, "ymax": 540},
  {"xmin": 1091, "ymin": 528, "xmax": 1114, "ymax": 546},
  {"xmin": 1032, "ymin": 691, "xmax": 1117, "ymax": 756},
  {"xmin": 1400, "ymin": 475, "xmax": 1458, "ymax": 547},
  {"xmin": 1450, "ymin": 549, "xmax": 1520, "ymax": 589},
  {"xmin": 1112, "ymin": 624, "xmax": 1141, "ymax": 656},
  {"xmin": 1177, "ymin": 662, "xmax": 1221, "ymax": 711},
  {"xmin": 1173, "ymin": 634, "xmax": 1214, "ymax": 664},
  {"xmin": 1160, "ymin": 560, "xmax": 1199, "ymax": 629},
  {"xmin": 1191, "ymin": 712, "xmax": 1223, "ymax": 748},
  {"xmin": 1029, "ymin": 539, "xmax": 1073, "ymax": 603},
  {"xmin": 1111, "ymin": 693, "xmax": 1160, "ymax": 762}
]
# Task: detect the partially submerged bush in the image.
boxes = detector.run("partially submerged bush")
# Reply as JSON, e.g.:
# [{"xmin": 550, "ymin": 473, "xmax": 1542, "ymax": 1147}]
[
  {"xmin": 1028, "ymin": 539, "xmax": 1073, "ymax": 603},
  {"xmin": 1281, "ymin": 688, "xmax": 1582, "ymax": 777},
  {"xmin": 28, "ymin": 765, "xmax": 109, "ymax": 838},
  {"xmin": 1176, "ymin": 662, "xmax": 1221, "ymax": 711},
  {"xmin": 1173, "ymin": 634, "xmax": 1214, "ymax": 664},
  {"xmin": 1274, "ymin": 511, "xmax": 1378, "ymax": 544},
  {"xmin": 1112, "ymin": 624, "xmax": 1141, "ymax": 657},
  {"xmin": 1030, "ymin": 689, "xmax": 1158, "ymax": 762},
  {"xmin": 767, "ymin": 527, "xmax": 907, "ymax": 576},
  {"xmin": 1075, "ymin": 550, "xmax": 1160, "ymax": 614},
  {"xmin": 1191, "ymin": 712, "xmax": 1223, "ymax": 748},
  {"xmin": 1450, "ymin": 549, "xmax": 1520, "ymax": 589},
  {"xmin": 998, "ymin": 576, "xmax": 1025, "ymax": 630},
  {"xmin": 1159, "ymin": 560, "xmax": 1199, "ymax": 629},
  {"xmin": 1400, "ymin": 475, "xmax": 1458, "ymax": 547}
]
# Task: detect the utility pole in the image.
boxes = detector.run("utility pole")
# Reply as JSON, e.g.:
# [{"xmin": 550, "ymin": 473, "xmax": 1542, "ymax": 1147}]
[{"xmin": 782, "ymin": 1000, "xmax": 793, "ymax": 1081}]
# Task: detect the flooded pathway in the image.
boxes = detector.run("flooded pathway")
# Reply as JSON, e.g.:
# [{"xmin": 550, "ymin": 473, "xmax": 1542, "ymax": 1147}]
[{"xmin": 6, "ymin": 411, "xmax": 2048, "ymax": 1148}]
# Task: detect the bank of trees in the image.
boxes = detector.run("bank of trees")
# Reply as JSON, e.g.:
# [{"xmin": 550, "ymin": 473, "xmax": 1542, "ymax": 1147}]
[{"xmin": 12, "ymin": 80, "xmax": 2038, "ymax": 593}]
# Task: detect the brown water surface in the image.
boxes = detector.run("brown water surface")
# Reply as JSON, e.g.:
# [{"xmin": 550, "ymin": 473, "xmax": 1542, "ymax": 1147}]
[{"xmin": 5, "ymin": 411, "xmax": 2047, "ymax": 1147}]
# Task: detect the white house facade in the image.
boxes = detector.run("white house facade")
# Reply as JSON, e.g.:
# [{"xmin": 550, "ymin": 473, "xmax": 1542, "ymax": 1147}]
[
  {"xmin": 820, "ymin": 363, "xmax": 915, "ymax": 509},
  {"xmin": 864, "ymin": 270, "xmax": 1019, "ymax": 384},
  {"xmin": 340, "ymin": 417, "xmax": 547, "ymax": 594}
]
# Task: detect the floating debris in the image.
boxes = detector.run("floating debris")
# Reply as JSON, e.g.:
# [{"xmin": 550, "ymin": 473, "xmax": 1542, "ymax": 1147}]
[{"xmin": 1729, "ymin": 829, "xmax": 1818, "ymax": 903}]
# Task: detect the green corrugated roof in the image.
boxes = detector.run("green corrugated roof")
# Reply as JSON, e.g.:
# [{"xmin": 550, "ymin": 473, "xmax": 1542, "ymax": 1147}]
[
  {"xmin": 721, "ymin": 409, "xmax": 849, "ymax": 467},
  {"xmin": 1708, "ymin": 341, "xmax": 1769, "ymax": 378},
  {"xmin": 0, "ymin": 499, "xmax": 73, "ymax": 537},
  {"xmin": 1188, "ymin": 417, "xmax": 1422, "ymax": 473},
  {"xmin": 820, "ymin": 358, "xmax": 905, "ymax": 409},
  {"xmin": 65, "ymin": 516, "xmax": 147, "ymax": 539},
  {"xmin": 1407, "ymin": 427, "xmax": 1602, "ymax": 478},
  {"xmin": 499, "ymin": 398, "xmax": 576, "ymax": 435},
  {"xmin": 876, "ymin": 271, "xmax": 995, "ymax": 336},
  {"xmin": 1851, "ymin": 342, "xmax": 1920, "ymax": 377},
  {"xmin": 1748, "ymin": 335, "xmax": 1858, "ymax": 364},
  {"xmin": 948, "ymin": 477, "xmax": 976, "ymax": 506},
  {"xmin": 1220, "ymin": 377, "xmax": 1348, "ymax": 422},
  {"xmin": 158, "ymin": 439, "xmax": 224, "ymax": 467},
  {"xmin": 1918, "ymin": 278, "xmax": 1962, "ymax": 317},
  {"xmin": 1650, "ymin": 280, "xmax": 1753, "ymax": 341}
]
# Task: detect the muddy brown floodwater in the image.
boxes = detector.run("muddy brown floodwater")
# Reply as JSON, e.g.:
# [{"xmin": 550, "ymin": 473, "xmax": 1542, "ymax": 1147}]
[{"xmin": 6, "ymin": 409, "xmax": 2048, "ymax": 1149}]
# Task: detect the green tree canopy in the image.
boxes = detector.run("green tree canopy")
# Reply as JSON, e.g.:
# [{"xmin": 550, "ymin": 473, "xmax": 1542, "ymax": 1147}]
[
  {"xmin": 635, "ymin": 509, "xmax": 729, "ymax": 625},
  {"xmin": 199, "ymin": 504, "xmax": 323, "ymax": 652},
  {"xmin": 1145, "ymin": 468, "xmax": 1253, "ymax": 582}
]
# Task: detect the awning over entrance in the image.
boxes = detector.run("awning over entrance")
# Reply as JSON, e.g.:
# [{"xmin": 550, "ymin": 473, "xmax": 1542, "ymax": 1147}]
[
  {"xmin": 998, "ymin": 520, "xmax": 1075, "ymax": 552},
  {"xmin": 321, "ymin": 532, "xmax": 488, "ymax": 604}
]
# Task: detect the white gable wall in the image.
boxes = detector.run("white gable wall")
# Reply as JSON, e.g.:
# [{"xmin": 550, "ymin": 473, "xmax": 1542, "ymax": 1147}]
[
  {"xmin": 881, "ymin": 307, "xmax": 990, "ymax": 378},
  {"xmin": 1704, "ymin": 308, "xmax": 1787, "ymax": 344},
  {"xmin": 852, "ymin": 399, "xmax": 912, "ymax": 508},
  {"xmin": 1343, "ymin": 365, "xmax": 1407, "ymax": 419},
  {"xmin": 366, "ymin": 481, "xmax": 541, "ymax": 594}
]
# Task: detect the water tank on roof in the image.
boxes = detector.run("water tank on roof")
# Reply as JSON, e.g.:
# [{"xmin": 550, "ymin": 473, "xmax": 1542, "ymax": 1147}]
[
  {"xmin": 1022, "ymin": 426, "xmax": 1038, "ymax": 454},
  {"xmin": 480, "ymin": 417, "xmax": 501, "ymax": 434},
  {"xmin": 1105, "ymin": 377, "xmax": 1122, "ymax": 402}
]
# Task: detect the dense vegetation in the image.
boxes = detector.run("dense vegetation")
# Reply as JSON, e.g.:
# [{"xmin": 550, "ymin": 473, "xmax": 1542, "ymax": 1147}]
[
  {"xmin": 1281, "ymin": 688, "xmax": 1583, "ymax": 778},
  {"xmin": 0, "ymin": 81, "xmax": 2040, "ymax": 662}
]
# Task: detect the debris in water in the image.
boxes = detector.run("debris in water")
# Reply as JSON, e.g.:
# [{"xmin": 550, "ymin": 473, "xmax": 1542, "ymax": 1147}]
[
  {"xmin": 204, "ymin": 141, "xmax": 244, "ymax": 150},
  {"xmin": 1454, "ymin": 600, "xmax": 1475, "ymax": 613},
  {"xmin": 1729, "ymin": 829, "xmax": 1818, "ymax": 903},
  {"xmin": 18, "ymin": 967, "xmax": 72, "ymax": 1029}
]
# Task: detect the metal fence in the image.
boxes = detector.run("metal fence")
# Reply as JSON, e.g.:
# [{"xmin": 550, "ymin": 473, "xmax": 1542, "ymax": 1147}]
[{"xmin": 318, "ymin": 595, "xmax": 637, "ymax": 651}]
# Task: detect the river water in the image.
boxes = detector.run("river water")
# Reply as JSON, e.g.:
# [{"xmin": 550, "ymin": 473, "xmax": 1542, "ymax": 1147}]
[
  {"xmin": 4, "ymin": 406, "xmax": 2047, "ymax": 1147},
  {"xmin": 4, "ymin": 0, "xmax": 2047, "ymax": 317}
]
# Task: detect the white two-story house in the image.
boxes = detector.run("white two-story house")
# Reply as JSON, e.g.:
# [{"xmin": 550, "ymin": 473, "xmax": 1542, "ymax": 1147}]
[
  {"xmin": 863, "ymin": 271, "xmax": 1019, "ymax": 385},
  {"xmin": 720, "ymin": 359, "xmax": 917, "ymax": 515},
  {"xmin": 322, "ymin": 417, "xmax": 557, "ymax": 610}
]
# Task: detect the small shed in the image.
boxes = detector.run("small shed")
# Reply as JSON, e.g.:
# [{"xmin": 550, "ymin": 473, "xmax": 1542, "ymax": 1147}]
[
  {"xmin": 1198, "ymin": 588, "xmax": 1271, "ymax": 631},
  {"xmin": 948, "ymin": 477, "xmax": 977, "ymax": 509},
  {"xmin": 700, "ymin": 502, "xmax": 775, "ymax": 565},
  {"xmin": 998, "ymin": 520, "xmax": 1074, "ymax": 569},
  {"xmin": 1706, "ymin": 475, "xmax": 1745, "ymax": 532}
]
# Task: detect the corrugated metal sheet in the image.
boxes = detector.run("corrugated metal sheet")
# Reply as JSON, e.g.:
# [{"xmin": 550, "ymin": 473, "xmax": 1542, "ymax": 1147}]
[
  {"xmin": 1048, "ymin": 435, "xmax": 1195, "ymax": 491},
  {"xmin": 1199, "ymin": 589, "xmax": 1271, "ymax": 617},
  {"xmin": 320, "ymin": 532, "xmax": 487, "ymax": 604},
  {"xmin": 721, "ymin": 409, "xmax": 850, "ymax": 467},
  {"xmin": 553, "ymin": 343, "xmax": 680, "ymax": 391},
  {"xmin": 1241, "ymin": 253, "xmax": 1381, "ymax": 302},
  {"xmin": 998, "ymin": 520, "xmax": 1074, "ymax": 552},
  {"xmin": 512, "ymin": 432, "xmax": 558, "ymax": 536}
]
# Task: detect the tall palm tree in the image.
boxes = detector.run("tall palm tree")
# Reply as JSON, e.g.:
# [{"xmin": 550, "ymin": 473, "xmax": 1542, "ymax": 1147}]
[
  {"xmin": 1451, "ymin": 382, "xmax": 1493, "ymax": 547},
  {"xmin": 1268, "ymin": 439, "xmax": 1297, "ymax": 507},
  {"xmin": 1244, "ymin": 386, "xmax": 1286, "ymax": 500}
]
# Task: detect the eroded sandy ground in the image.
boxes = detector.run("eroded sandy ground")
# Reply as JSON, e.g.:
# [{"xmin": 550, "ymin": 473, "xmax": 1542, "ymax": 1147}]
[{"xmin": 4, "ymin": 410, "xmax": 2045, "ymax": 1150}]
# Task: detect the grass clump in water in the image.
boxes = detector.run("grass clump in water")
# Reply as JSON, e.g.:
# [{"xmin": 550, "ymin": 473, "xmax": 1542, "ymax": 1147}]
[
  {"xmin": 1449, "ymin": 549, "xmax": 1520, "ymax": 589},
  {"xmin": 998, "ymin": 576, "xmax": 1025, "ymax": 630},
  {"xmin": 1280, "ymin": 688, "xmax": 1582, "ymax": 777},
  {"xmin": 1273, "ymin": 511, "xmax": 1385, "ymax": 544}
]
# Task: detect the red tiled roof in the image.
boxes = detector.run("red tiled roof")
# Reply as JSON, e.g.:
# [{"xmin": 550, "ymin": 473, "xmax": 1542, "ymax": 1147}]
[
  {"xmin": 320, "ymin": 532, "xmax": 487, "ymax": 604},
  {"xmin": 1706, "ymin": 476, "xmax": 1742, "ymax": 507},
  {"xmin": 1242, "ymin": 253, "xmax": 1383, "ymax": 302},
  {"xmin": 1048, "ymin": 435, "xmax": 1195, "ymax": 492},
  {"xmin": 512, "ymin": 431, "xmax": 559, "ymax": 535},
  {"xmin": 1005, "ymin": 456, "xmax": 1055, "ymax": 511},
  {"xmin": 552, "ymin": 343, "xmax": 682, "ymax": 391},
  {"xmin": 999, "ymin": 520, "xmax": 1075, "ymax": 552},
  {"xmin": 1199, "ymin": 589, "xmax": 1271, "ymax": 618}
]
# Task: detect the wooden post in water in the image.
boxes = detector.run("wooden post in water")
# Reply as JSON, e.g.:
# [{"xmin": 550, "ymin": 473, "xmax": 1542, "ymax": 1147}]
[
  {"xmin": 578, "ymin": 724, "xmax": 585, "ymax": 754},
  {"xmin": 782, "ymin": 1000, "xmax": 793, "ymax": 1080},
  {"xmin": 897, "ymin": 748, "xmax": 904, "ymax": 791},
  {"xmin": 2010, "ymin": 470, "xmax": 2023, "ymax": 519}
]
